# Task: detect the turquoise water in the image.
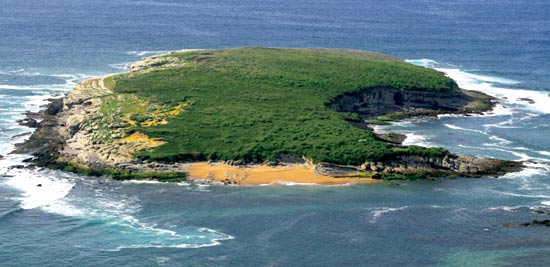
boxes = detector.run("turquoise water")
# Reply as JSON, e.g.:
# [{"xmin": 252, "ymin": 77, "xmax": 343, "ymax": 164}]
[{"xmin": 0, "ymin": 1, "xmax": 549, "ymax": 266}]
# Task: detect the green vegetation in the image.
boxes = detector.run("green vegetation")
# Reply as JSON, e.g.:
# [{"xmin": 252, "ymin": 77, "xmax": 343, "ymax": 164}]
[{"xmin": 103, "ymin": 47, "xmax": 457, "ymax": 165}]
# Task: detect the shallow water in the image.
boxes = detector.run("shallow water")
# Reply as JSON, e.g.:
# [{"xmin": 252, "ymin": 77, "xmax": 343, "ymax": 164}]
[{"xmin": 1, "ymin": 1, "xmax": 549, "ymax": 266}]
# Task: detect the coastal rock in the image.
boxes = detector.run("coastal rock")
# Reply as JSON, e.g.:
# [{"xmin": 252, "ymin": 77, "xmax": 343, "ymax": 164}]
[
  {"xmin": 327, "ymin": 87, "xmax": 493, "ymax": 120},
  {"xmin": 44, "ymin": 98, "xmax": 64, "ymax": 116},
  {"xmin": 128, "ymin": 56, "xmax": 182, "ymax": 72},
  {"xmin": 517, "ymin": 97, "xmax": 535, "ymax": 104},
  {"xmin": 314, "ymin": 163, "xmax": 363, "ymax": 177},
  {"xmin": 373, "ymin": 132, "xmax": 406, "ymax": 144},
  {"xmin": 505, "ymin": 220, "xmax": 550, "ymax": 227},
  {"xmin": 17, "ymin": 118, "xmax": 40, "ymax": 128},
  {"xmin": 11, "ymin": 132, "xmax": 32, "ymax": 139},
  {"xmin": 226, "ymin": 160, "xmax": 245, "ymax": 166},
  {"xmin": 328, "ymin": 88, "xmax": 459, "ymax": 119},
  {"xmin": 316, "ymin": 152, "xmax": 523, "ymax": 179},
  {"xmin": 278, "ymin": 154, "xmax": 307, "ymax": 164}
]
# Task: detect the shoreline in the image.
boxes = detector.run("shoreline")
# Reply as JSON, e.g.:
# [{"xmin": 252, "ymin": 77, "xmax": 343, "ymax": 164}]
[{"xmin": 14, "ymin": 48, "xmax": 525, "ymax": 185}]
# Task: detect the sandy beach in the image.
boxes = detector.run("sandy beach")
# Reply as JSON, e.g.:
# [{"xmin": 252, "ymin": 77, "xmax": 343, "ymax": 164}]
[{"xmin": 187, "ymin": 162, "xmax": 379, "ymax": 186}]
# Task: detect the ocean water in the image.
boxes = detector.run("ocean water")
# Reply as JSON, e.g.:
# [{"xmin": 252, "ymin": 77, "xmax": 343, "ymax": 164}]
[{"xmin": 0, "ymin": 1, "xmax": 549, "ymax": 266}]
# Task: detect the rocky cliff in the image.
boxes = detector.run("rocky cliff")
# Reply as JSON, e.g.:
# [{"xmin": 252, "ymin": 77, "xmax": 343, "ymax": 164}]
[
  {"xmin": 327, "ymin": 87, "xmax": 493, "ymax": 120},
  {"xmin": 315, "ymin": 153, "xmax": 522, "ymax": 178}
]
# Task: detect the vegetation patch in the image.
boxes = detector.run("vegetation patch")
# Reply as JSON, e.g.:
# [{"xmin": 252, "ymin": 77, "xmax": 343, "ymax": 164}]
[{"xmin": 100, "ymin": 47, "xmax": 458, "ymax": 165}]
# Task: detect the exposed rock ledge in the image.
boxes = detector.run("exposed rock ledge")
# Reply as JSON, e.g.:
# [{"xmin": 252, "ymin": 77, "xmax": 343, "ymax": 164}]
[
  {"xmin": 315, "ymin": 154, "xmax": 521, "ymax": 178},
  {"xmin": 327, "ymin": 86, "xmax": 494, "ymax": 121},
  {"xmin": 14, "ymin": 54, "xmax": 523, "ymax": 182}
]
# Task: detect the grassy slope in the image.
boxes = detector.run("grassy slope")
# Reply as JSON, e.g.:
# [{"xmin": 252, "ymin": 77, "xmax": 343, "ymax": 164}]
[{"xmin": 108, "ymin": 47, "xmax": 454, "ymax": 165}]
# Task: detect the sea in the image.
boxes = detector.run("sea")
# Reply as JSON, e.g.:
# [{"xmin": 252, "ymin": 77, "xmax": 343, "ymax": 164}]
[{"xmin": 0, "ymin": 1, "xmax": 549, "ymax": 266}]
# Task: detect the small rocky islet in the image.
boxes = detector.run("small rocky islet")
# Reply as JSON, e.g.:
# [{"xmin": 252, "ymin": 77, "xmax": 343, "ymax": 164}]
[{"xmin": 17, "ymin": 47, "xmax": 523, "ymax": 183}]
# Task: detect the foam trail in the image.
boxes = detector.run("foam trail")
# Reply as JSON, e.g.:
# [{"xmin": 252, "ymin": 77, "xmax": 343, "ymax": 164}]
[
  {"xmin": 443, "ymin": 124, "xmax": 488, "ymax": 135},
  {"xmin": 126, "ymin": 50, "xmax": 169, "ymax": 57},
  {"xmin": 41, "ymin": 182, "xmax": 233, "ymax": 250},
  {"xmin": 439, "ymin": 68, "xmax": 520, "ymax": 85},
  {"xmin": 126, "ymin": 49, "xmax": 202, "ymax": 58},
  {"xmin": 405, "ymin": 59, "xmax": 440, "ymax": 69},
  {"xmin": 0, "ymin": 156, "xmax": 75, "ymax": 210},
  {"xmin": 0, "ymin": 71, "xmax": 88, "ymax": 209},
  {"xmin": 402, "ymin": 133, "xmax": 434, "ymax": 147},
  {"xmin": 406, "ymin": 59, "xmax": 550, "ymax": 114},
  {"xmin": 120, "ymin": 179, "xmax": 191, "ymax": 187},
  {"xmin": 369, "ymin": 206, "xmax": 409, "ymax": 223},
  {"xmin": 487, "ymin": 206, "xmax": 526, "ymax": 212},
  {"xmin": 498, "ymin": 191, "xmax": 550, "ymax": 199},
  {"xmin": 109, "ymin": 62, "xmax": 131, "ymax": 71}
]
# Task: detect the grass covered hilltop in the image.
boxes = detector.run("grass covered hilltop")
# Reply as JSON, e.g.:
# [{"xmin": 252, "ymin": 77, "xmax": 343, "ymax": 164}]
[{"xmin": 23, "ymin": 47, "xmax": 523, "ymax": 184}]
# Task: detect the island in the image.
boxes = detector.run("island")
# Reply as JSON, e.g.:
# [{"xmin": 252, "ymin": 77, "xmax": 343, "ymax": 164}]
[{"xmin": 18, "ymin": 47, "xmax": 523, "ymax": 185}]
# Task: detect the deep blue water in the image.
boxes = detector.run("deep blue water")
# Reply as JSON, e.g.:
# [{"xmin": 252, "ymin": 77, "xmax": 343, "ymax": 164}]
[{"xmin": 0, "ymin": 1, "xmax": 549, "ymax": 266}]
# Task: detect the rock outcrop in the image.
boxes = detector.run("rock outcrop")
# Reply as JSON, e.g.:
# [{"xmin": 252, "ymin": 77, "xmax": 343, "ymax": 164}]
[
  {"xmin": 327, "ymin": 87, "xmax": 493, "ymax": 120},
  {"xmin": 315, "ymin": 153, "xmax": 523, "ymax": 178}
]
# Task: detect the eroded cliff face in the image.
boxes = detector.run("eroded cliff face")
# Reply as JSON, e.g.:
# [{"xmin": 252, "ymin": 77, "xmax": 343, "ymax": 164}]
[{"xmin": 327, "ymin": 87, "xmax": 479, "ymax": 119}]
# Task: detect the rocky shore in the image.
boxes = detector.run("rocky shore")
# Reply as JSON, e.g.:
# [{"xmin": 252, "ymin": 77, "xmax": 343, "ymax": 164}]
[{"xmin": 15, "ymin": 52, "xmax": 524, "ymax": 183}]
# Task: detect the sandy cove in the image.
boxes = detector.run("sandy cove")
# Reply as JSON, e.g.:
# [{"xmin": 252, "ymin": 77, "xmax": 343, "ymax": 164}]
[{"xmin": 187, "ymin": 162, "xmax": 379, "ymax": 186}]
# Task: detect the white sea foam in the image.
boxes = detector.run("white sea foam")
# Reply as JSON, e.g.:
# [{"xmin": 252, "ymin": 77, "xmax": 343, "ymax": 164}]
[
  {"xmin": 0, "ymin": 73, "xmax": 87, "ymax": 92},
  {"xmin": 442, "ymin": 68, "xmax": 550, "ymax": 114},
  {"xmin": 542, "ymin": 201, "xmax": 550, "ymax": 206},
  {"xmin": 0, "ymin": 69, "xmax": 83, "ymax": 79},
  {"xmin": 500, "ymin": 163, "xmax": 549, "ymax": 180},
  {"xmin": 154, "ymin": 257, "xmax": 171, "ymax": 265},
  {"xmin": 121, "ymin": 180, "xmax": 166, "ymax": 185},
  {"xmin": 4, "ymin": 167, "xmax": 226, "ymax": 250},
  {"xmin": 497, "ymin": 191, "xmax": 550, "ymax": 199},
  {"xmin": 407, "ymin": 59, "xmax": 550, "ymax": 115},
  {"xmin": 0, "ymin": 71, "xmax": 88, "ymax": 210},
  {"xmin": 481, "ymin": 144, "xmax": 533, "ymax": 158},
  {"xmin": 442, "ymin": 124, "xmax": 488, "ymax": 136},
  {"xmin": 442, "ymin": 123, "xmax": 468, "ymax": 131},
  {"xmin": 438, "ymin": 68, "xmax": 520, "ymax": 85},
  {"xmin": 404, "ymin": 59, "xmax": 440, "ymax": 69},
  {"xmin": 481, "ymin": 104, "xmax": 515, "ymax": 117},
  {"xmin": 126, "ymin": 50, "xmax": 169, "ymax": 57},
  {"xmin": 126, "ymin": 49, "xmax": 203, "ymax": 58},
  {"xmin": 40, "ymin": 183, "xmax": 234, "ymax": 249},
  {"xmin": 0, "ymin": 157, "xmax": 75, "ymax": 210},
  {"xmin": 108, "ymin": 62, "xmax": 131, "ymax": 71},
  {"xmin": 369, "ymin": 206, "xmax": 409, "ymax": 223},
  {"xmin": 268, "ymin": 181, "xmax": 319, "ymax": 186},
  {"xmin": 487, "ymin": 206, "xmax": 523, "ymax": 212},
  {"xmin": 487, "ymin": 205, "xmax": 550, "ymax": 212},
  {"xmin": 488, "ymin": 135, "xmax": 513, "ymax": 145},
  {"xmin": 402, "ymin": 133, "xmax": 434, "ymax": 147},
  {"xmin": 119, "ymin": 179, "xmax": 192, "ymax": 188}
]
